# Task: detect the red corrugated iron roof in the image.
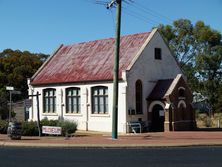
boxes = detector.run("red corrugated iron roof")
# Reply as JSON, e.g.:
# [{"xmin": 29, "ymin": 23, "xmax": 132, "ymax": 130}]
[{"xmin": 31, "ymin": 32, "xmax": 151, "ymax": 85}]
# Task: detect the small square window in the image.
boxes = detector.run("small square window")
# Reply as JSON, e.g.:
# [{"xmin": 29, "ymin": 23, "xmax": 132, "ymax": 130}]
[{"xmin": 155, "ymin": 48, "xmax": 162, "ymax": 60}]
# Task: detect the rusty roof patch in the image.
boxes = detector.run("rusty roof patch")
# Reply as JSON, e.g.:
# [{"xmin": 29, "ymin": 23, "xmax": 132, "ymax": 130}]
[{"xmin": 31, "ymin": 32, "xmax": 150, "ymax": 85}]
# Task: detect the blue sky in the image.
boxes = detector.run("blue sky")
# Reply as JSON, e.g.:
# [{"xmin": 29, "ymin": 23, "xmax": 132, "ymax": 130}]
[{"xmin": 0, "ymin": 0, "xmax": 221, "ymax": 54}]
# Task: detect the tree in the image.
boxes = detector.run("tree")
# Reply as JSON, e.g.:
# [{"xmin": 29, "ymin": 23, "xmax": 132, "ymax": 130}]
[
  {"xmin": 196, "ymin": 45, "xmax": 222, "ymax": 113},
  {"xmin": 0, "ymin": 49, "xmax": 49, "ymax": 119},
  {"xmin": 158, "ymin": 19, "xmax": 195, "ymax": 65},
  {"xmin": 158, "ymin": 19, "xmax": 222, "ymax": 113},
  {"xmin": 0, "ymin": 90, "xmax": 8, "ymax": 119}
]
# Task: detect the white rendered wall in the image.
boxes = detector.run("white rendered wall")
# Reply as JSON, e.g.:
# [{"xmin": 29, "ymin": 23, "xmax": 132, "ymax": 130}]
[
  {"xmin": 28, "ymin": 31, "xmax": 183, "ymax": 133},
  {"xmin": 125, "ymin": 31, "xmax": 182, "ymax": 125},
  {"xmin": 28, "ymin": 81, "xmax": 127, "ymax": 133}
]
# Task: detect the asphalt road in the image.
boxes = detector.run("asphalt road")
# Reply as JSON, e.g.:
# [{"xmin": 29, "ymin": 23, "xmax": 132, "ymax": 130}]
[{"xmin": 0, "ymin": 146, "xmax": 222, "ymax": 167}]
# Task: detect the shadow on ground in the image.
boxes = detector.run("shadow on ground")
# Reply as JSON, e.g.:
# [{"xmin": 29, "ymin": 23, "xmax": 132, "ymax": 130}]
[{"xmin": 196, "ymin": 128, "xmax": 222, "ymax": 131}]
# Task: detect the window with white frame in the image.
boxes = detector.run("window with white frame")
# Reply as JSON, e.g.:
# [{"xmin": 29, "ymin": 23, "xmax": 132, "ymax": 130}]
[
  {"xmin": 92, "ymin": 86, "xmax": 108, "ymax": 114},
  {"xmin": 43, "ymin": 88, "xmax": 56, "ymax": 113},
  {"xmin": 66, "ymin": 87, "xmax": 81, "ymax": 114}
]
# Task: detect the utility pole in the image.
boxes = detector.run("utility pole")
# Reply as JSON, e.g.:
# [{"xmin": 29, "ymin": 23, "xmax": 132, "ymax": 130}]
[{"xmin": 107, "ymin": 0, "xmax": 122, "ymax": 139}]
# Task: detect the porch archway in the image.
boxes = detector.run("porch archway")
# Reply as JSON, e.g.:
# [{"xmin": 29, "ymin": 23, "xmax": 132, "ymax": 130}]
[{"xmin": 149, "ymin": 101, "xmax": 165, "ymax": 132}]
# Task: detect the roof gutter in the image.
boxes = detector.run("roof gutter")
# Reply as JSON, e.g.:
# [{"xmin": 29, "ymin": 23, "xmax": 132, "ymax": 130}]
[{"xmin": 30, "ymin": 78, "xmax": 125, "ymax": 87}]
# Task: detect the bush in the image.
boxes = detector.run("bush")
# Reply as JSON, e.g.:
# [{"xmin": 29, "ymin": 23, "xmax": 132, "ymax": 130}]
[
  {"xmin": 11, "ymin": 119, "xmax": 77, "ymax": 136},
  {"xmin": 204, "ymin": 117, "xmax": 213, "ymax": 127},
  {"xmin": 57, "ymin": 120, "xmax": 77, "ymax": 136},
  {"xmin": 22, "ymin": 121, "xmax": 39, "ymax": 136},
  {"xmin": 40, "ymin": 119, "xmax": 77, "ymax": 136},
  {"xmin": 41, "ymin": 118, "xmax": 59, "ymax": 126},
  {"xmin": 0, "ymin": 120, "xmax": 8, "ymax": 134}
]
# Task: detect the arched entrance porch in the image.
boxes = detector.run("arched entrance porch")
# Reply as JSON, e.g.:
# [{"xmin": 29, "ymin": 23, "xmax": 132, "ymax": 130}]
[{"xmin": 149, "ymin": 101, "xmax": 165, "ymax": 132}]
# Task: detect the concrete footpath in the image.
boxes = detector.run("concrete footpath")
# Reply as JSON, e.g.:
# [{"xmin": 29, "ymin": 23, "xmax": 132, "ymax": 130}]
[{"xmin": 1, "ymin": 131, "xmax": 222, "ymax": 148}]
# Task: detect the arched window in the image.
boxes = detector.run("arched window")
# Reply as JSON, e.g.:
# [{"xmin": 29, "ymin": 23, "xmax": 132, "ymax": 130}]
[
  {"xmin": 43, "ymin": 88, "xmax": 56, "ymax": 113},
  {"xmin": 178, "ymin": 100, "xmax": 186, "ymax": 120},
  {"xmin": 178, "ymin": 87, "xmax": 185, "ymax": 98},
  {"xmin": 66, "ymin": 87, "xmax": 81, "ymax": 114},
  {"xmin": 92, "ymin": 86, "xmax": 108, "ymax": 114},
  {"xmin": 135, "ymin": 80, "xmax": 143, "ymax": 114}
]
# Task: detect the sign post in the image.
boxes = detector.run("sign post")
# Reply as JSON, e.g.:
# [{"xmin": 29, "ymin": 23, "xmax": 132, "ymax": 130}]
[
  {"xmin": 29, "ymin": 91, "xmax": 41, "ymax": 137},
  {"xmin": 6, "ymin": 86, "xmax": 14, "ymax": 122}
]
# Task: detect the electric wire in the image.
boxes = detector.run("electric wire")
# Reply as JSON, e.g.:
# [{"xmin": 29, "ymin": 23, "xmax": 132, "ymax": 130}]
[
  {"xmin": 130, "ymin": 1, "xmax": 173, "ymax": 23},
  {"xmin": 109, "ymin": 8, "xmax": 116, "ymax": 34},
  {"xmin": 122, "ymin": 5, "xmax": 161, "ymax": 26},
  {"xmin": 86, "ymin": 0, "xmax": 173, "ymax": 27}
]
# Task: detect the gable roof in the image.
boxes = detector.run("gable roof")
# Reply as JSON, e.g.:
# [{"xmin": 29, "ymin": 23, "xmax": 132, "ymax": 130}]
[
  {"xmin": 31, "ymin": 31, "xmax": 153, "ymax": 86},
  {"xmin": 147, "ymin": 74, "xmax": 191, "ymax": 101},
  {"xmin": 147, "ymin": 79, "xmax": 174, "ymax": 100}
]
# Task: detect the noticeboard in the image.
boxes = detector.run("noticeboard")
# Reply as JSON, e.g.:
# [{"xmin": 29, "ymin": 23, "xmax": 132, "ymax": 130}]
[{"xmin": 42, "ymin": 126, "xmax": 62, "ymax": 135}]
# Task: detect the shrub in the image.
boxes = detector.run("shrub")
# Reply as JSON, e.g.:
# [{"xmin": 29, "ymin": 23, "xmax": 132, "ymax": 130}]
[
  {"xmin": 21, "ymin": 121, "xmax": 39, "ymax": 136},
  {"xmin": 41, "ymin": 118, "xmax": 59, "ymax": 126},
  {"xmin": 57, "ymin": 120, "xmax": 77, "ymax": 136},
  {"xmin": 204, "ymin": 117, "xmax": 213, "ymax": 127},
  {"xmin": 0, "ymin": 120, "xmax": 8, "ymax": 134},
  {"xmin": 12, "ymin": 119, "xmax": 77, "ymax": 136}
]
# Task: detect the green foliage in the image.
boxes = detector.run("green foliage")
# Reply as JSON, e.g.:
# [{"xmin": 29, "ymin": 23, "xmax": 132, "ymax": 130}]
[
  {"xmin": 21, "ymin": 121, "xmax": 39, "ymax": 136},
  {"xmin": 0, "ymin": 49, "xmax": 49, "ymax": 119},
  {"xmin": 158, "ymin": 19, "xmax": 195, "ymax": 64},
  {"xmin": 21, "ymin": 119, "xmax": 77, "ymax": 136},
  {"xmin": 158, "ymin": 19, "xmax": 222, "ymax": 113},
  {"xmin": 57, "ymin": 120, "xmax": 77, "ymax": 136},
  {"xmin": 41, "ymin": 118, "xmax": 59, "ymax": 126},
  {"xmin": 0, "ymin": 119, "xmax": 8, "ymax": 134},
  {"xmin": 0, "ymin": 90, "xmax": 8, "ymax": 119}
]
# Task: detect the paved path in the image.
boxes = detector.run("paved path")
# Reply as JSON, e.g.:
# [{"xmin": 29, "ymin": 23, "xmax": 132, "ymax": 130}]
[{"xmin": 1, "ymin": 131, "xmax": 222, "ymax": 148}]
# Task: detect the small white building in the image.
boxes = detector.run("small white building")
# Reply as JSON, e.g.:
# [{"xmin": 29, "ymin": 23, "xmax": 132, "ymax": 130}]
[{"xmin": 28, "ymin": 28, "xmax": 196, "ymax": 133}]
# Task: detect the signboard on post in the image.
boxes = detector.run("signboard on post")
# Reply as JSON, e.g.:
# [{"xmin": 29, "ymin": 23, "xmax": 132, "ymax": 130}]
[
  {"xmin": 42, "ymin": 126, "xmax": 62, "ymax": 135},
  {"xmin": 25, "ymin": 99, "xmax": 32, "ymax": 108},
  {"xmin": 6, "ymin": 86, "xmax": 14, "ymax": 91},
  {"xmin": 12, "ymin": 90, "xmax": 21, "ymax": 94}
]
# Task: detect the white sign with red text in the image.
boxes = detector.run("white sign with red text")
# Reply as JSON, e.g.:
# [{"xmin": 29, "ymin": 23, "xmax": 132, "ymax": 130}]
[{"xmin": 42, "ymin": 126, "xmax": 62, "ymax": 135}]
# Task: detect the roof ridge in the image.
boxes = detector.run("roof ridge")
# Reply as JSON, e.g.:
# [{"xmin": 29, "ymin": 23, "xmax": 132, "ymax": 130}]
[
  {"xmin": 64, "ymin": 32, "xmax": 151, "ymax": 47},
  {"xmin": 165, "ymin": 74, "xmax": 183, "ymax": 97}
]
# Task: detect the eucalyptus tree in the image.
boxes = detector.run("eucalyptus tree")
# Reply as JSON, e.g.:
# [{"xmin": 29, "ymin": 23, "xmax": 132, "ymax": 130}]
[{"xmin": 158, "ymin": 19, "xmax": 222, "ymax": 113}]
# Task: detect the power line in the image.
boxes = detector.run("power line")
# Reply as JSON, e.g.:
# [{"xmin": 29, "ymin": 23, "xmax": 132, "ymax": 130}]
[
  {"xmin": 105, "ymin": 0, "xmax": 158, "ymax": 25},
  {"xmin": 122, "ymin": 5, "xmax": 160, "ymax": 25},
  {"xmin": 89, "ymin": 0, "xmax": 173, "ymax": 30},
  {"xmin": 108, "ymin": 8, "xmax": 116, "ymax": 34},
  {"xmin": 88, "ymin": 0, "xmax": 172, "ymax": 26},
  {"xmin": 131, "ymin": 1, "xmax": 173, "ymax": 23}
]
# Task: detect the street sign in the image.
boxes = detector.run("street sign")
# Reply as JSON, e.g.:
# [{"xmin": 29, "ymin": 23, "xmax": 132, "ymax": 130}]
[
  {"xmin": 25, "ymin": 99, "xmax": 32, "ymax": 108},
  {"xmin": 12, "ymin": 90, "xmax": 21, "ymax": 94},
  {"xmin": 6, "ymin": 86, "xmax": 14, "ymax": 91}
]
